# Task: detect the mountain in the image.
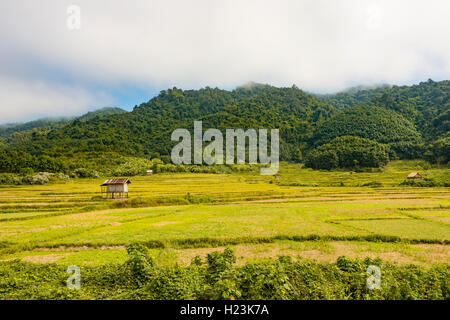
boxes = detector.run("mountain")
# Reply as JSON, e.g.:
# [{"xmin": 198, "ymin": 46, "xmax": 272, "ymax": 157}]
[
  {"xmin": 0, "ymin": 107, "xmax": 126, "ymax": 138},
  {"xmin": 76, "ymin": 107, "xmax": 127, "ymax": 122},
  {"xmin": 8, "ymin": 85, "xmax": 334, "ymax": 161},
  {"xmin": 312, "ymin": 105, "xmax": 422, "ymax": 146},
  {"xmin": 1, "ymin": 80, "xmax": 448, "ymax": 167},
  {"xmin": 0, "ymin": 117, "xmax": 72, "ymax": 137},
  {"xmin": 316, "ymin": 79, "xmax": 449, "ymax": 141}
]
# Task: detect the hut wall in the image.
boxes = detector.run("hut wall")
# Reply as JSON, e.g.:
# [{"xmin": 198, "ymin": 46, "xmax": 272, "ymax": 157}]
[{"xmin": 107, "ymin": 184, "xmax": 125, "ymax": 193}]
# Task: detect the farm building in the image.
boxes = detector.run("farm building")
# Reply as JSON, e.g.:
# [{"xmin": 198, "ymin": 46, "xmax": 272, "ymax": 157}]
[
  {"xmin": 100, "ymin": 178, "xmax": 131, "ymax": 199},
  {"xmin": 407, "ymin": 172, "xmax": 422, "ymax": 180},
  {"xmin": 146, "ymin": 170, "xmax": 153, "ymax": 175}
]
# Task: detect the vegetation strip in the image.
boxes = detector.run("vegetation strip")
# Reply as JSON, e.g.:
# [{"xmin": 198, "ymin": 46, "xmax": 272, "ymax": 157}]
[
  {"xmin": 1, "ymin": 234, "xmax": 447, "ymax": 256},
  {"xmin": 1, "ymin": 246, "xmax": 448, "ymax": 300}
]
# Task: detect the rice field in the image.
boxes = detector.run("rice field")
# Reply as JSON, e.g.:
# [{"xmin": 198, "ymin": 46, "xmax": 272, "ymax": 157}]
[{"xmin": 0, "ymin": 161, "xmax": 448, "ymax": 267}]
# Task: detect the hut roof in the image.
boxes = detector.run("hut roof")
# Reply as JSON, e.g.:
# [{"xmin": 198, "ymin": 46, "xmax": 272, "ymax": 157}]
[
  {"xmin": 407, "ymin": 172, "xmax": 421, "ymax": 178},
  {"xmin": 101, "ymin": 178, "xmax": 131, "ymax": 186}
]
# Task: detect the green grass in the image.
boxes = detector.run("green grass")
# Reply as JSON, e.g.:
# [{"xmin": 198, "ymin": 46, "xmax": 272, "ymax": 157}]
[{"xmin": 0, "ymin": 160, "xmax": 448, "ymax": 266}]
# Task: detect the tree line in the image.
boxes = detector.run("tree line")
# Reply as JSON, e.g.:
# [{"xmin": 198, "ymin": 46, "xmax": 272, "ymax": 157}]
[{"xmin": 0, "ymin": 80, "xmax": 448, "ymax": 172}]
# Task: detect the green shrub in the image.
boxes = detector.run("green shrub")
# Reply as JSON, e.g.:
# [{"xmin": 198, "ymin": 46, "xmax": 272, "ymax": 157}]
[
  {"xmin": 125, "ymin": 242, "xmax": 154, "ymax": 284},
  {"xmin": 185, "ymin": 193, "xmax": 215, "ymax": 204},
  {"xmin": 362, "ymin": 181, "xmax": 383, "ymax": 188},
  {"xmin": 0, "ymin": 172, "xmax": 70, "ymax": 185},
  {"xmin": 400, "ymin": 177, "xmax": 449, "ymax": 187},
  {"xmin": 0, "ymin": 249, "xmax": 448, "ymax": 300},
  {"xmin": 111, "ymin": 158, "xmax": 154, "ymax": 176},
  {"xmin": 72, "ymin": 168, "xmax": 99, "ymax": 178}
]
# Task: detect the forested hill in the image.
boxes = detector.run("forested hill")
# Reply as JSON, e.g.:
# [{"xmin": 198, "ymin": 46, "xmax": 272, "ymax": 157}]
[
  {"xmin": 75, "ymin": 107, "xmax": 127, "ymax": 122},
  {"xmin": 6, "ymin": 84, "xmax": 334, "ymax": 161},
  {"xmin": 0, "ymin": 117, "xmax": 71, "ymax": 137},
  {"xmin": 0, "ymin": 107, "xmax": 126, "ymax": 138},
  {"xmin": 316, "ymin": 79, "xmax": 449, "ymax": 141},
  {"xmin": 2, "ymin": 80, "xmax": 449, "ymax": 165}
]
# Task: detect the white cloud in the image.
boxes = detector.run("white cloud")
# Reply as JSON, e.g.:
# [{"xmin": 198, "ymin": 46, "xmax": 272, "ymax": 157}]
[
  {"xmin": 0, "ymin": 0, "xmax": 449, "ymax": 121},
  {"xmin": 0, "ymin": 76, "xmax": 112, "ymax": 123}
]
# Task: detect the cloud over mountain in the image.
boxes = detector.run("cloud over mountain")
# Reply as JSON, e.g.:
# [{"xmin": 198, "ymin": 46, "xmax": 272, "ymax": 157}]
[{"xmin": 0, "ymin": 0, "xmax": 449, "ymax": 122}]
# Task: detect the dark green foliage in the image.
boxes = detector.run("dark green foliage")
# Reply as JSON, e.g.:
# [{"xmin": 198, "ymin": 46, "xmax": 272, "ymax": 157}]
[
  {"xmin": 0, "ymin": 172, "xmax": 69, "ymax": 185},
  {"xmin": 0, "ymin": 249, "xmax": 448, "ymax": 300},
  {"xmin": 0, "ymin": 107, "xmax": 126, "ymax": 138},
  {"xmin": 125, "ymin": 242, "xmax": 154, "ymax": 284},
  {"xmin": 72, "ymin": 168, "xmax": 99, "ymax": 178},
  {"xmin": 312, "ymin": 105, "xmax": 422, "ymax": 149},
  {"xmin": 304, "ymin": 136, "xmax": 389, "ymax": 169},
  {"xmin": 424, "ymin": 137, "xmax": 450, "ymax": 165},
  {"xmin": 0, "ymin": 80, "xmax": 448, "ymax": 169},
  {"xmin": 306, "ymin": 149, "xmax": 339, "ymax": 170},
  {"xmin": 206, "ymin": 248, "xmax": 236, "ymax": 283},
  {"xmin": 389, "ymin": 141, "xmax": 426, "ymax": 160},
  {"xmin": 361, "ymin": 181, "xmax": 383, "ymax": 188},
  {"xmin": 0, "ymin": 117, "xmax": 71, "ymax": 138},
  {"xmin": 75, "ymin": 107, "xmax": 127, "ymax": 122},
  {"xmin": 4, "ymin": 85, "xmax": 334, "ymax": 162},
  {"xmin": 0, "ymin": 150, "xmax": 67, "ymax": 173},
  {"xmin": 400, "ymin": 176, "xmax": 450, "ymax": 187},
  {"xmin": 0, "ymin": 149, "xmax": 263, "ymax": 182},
  {"xmin": 318, "ymin": 79, "xmax": 450, "ymax": 141}
]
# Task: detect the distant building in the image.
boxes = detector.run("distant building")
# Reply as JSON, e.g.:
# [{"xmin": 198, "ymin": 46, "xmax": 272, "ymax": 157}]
[
  {"xmin": 273, "ymin": 174, "xmax": 281, "ymax": 180},
  {"xmin": 407, "ymin": 172, "xmax": 422, "ymax": 180},
  {"xmin": 100, "ymin": 178, "xmax": 131, "ymax": 199},
  {"xmin": 146, "ymin": 170, "xmax": 153, "ymax": 175}
]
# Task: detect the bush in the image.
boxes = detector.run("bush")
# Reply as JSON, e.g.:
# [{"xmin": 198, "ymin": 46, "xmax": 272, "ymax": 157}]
[
  {"xmin": 24, "ymin": 172, "xmax": 51, "ymax": 185},
  {"xmin": 1, "ymin": 250, "xmax": 448, "ymax": 300},
  {"xmin": 152, "ymin": 162, "xmax": 259, "ymax": 174},
  {"xmin": 400, "ymin": 176, "xmax": 450, "ymax": 187},
  {"xmin": 185, "ymin": 193, "xmax": 215, "ymax": 204},
  {"xmin": 72, "ymin": 168, "xmax": 99, "ymax": 178},
  {"xmin": 0, "ymin": 173, "xmax": 22, "ymax": 185},
  {"xmin": 0, "ymin": 172, "xmax": 70, "ymax": 185},
  {"xmin": 125, "ymin": 242, "xmax": 154, "ymax": 284},
  {"xmin": 361, "ymin": 181, "xmax": 383, "ymax": 188},
  {"xmin": 18, "ymin": 167, "xmax": 34, "ymax": 176},
  {"xmin": 111, "ymin": 158, "xmax": 154, "ymax": 176}
]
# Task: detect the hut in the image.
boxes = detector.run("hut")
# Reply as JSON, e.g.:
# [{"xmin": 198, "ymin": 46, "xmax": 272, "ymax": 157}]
[
  {"xmin": 273, "ymin": 174, "xmax": 281, "ymax": 180},
  {"xmin": 100, "ymin": 178, "xmax": 131, "ymax": 199},
  {"xmin": 146, "ymin": 170, "xmax": 153, "ymax": 175},
  {"xmin": 407, "ymin": 172, "xmax": 422, "ymax": 180}
]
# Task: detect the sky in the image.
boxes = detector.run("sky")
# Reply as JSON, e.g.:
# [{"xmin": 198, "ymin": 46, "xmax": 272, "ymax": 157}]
[{"xmin": 0, "ymin": 0, "xmax": 449, "ymax": 123}]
